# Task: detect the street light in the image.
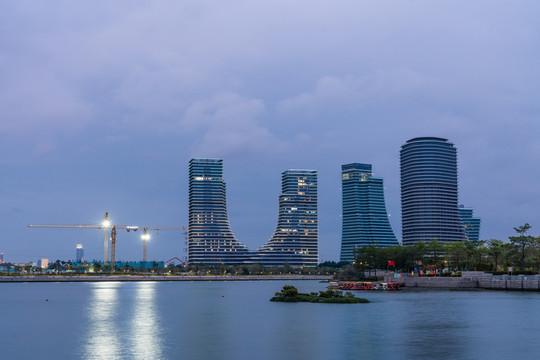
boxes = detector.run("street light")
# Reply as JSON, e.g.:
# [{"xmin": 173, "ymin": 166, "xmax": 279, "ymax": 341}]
[
  {"xmin": 103, "ymin": 212, "xmax": 110, "ymax": 264},
  {"xmin": 142, "ymin": 230, "xmax": 150, "ymax": 262}
]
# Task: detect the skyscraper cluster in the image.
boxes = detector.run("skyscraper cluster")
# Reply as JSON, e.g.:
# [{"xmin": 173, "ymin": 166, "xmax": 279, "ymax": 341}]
[
  {"xmin": 188, "ymin": 160, "xmax": 318, "ymax": 266},
  {"xmin": 187, "ymin": 136, "xmax": 480, "ymax": 266}
]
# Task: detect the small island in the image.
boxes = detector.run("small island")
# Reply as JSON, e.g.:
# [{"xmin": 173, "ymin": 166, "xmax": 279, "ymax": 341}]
[{"xmin": 270, "ymin": 285, "xmax": 369, "ymax": 303}]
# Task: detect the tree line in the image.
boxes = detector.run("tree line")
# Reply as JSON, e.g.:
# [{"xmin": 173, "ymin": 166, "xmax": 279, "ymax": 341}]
[{"xmin": 354, "ymin": 224, "xmax": 540, "ymax": 275}]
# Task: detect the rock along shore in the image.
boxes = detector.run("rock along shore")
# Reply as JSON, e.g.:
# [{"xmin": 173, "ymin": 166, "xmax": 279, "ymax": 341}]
[{"xmin": 0, "ymin": 274, "xmax": 333, "ymax": 283}]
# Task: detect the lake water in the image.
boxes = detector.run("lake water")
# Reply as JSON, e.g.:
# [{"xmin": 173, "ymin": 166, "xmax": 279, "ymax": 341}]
[{"xmin": 1, "ymin": 280, "xmax": 540, "ymax": 360}]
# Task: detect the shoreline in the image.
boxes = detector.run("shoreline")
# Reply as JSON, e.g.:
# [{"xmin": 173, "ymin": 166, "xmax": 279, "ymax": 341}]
[
  {"xmin": 0, "ymin": 274, "xmax": 333, "ymax": 283},
  {"xmin": 384, "ymin": 271, "xmax": 540, "ymax": 291}
]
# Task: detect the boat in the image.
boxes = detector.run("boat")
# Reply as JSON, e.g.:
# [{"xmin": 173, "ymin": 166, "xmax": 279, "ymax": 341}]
[
  {"xmin": 327, "ymin": 281, "xmax": 401, "ymax": 291},
  {"xmin": 327, "ymin": 282, "xmax": 341, "ymax": 289}
]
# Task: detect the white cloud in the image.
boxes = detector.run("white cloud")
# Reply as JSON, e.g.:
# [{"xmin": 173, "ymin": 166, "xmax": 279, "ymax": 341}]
[
  {"xmin": 182, "ymin": 92, "xmax": 286, "ymax": 157},
  {"xmin": 277, "ymin": 69, "xmax": 442, "ymax": 114},
  {"xmin": 0, "ymin": 68, "xmax": 92, "ymax": 137}
]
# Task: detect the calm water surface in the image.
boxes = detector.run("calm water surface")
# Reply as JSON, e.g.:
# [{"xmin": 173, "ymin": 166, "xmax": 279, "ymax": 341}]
[{"xmin": 1, "ymin": 280, "xmax": 539, "ymax": 360}]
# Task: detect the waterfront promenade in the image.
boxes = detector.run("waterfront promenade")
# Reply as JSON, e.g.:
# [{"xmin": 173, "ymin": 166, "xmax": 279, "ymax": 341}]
[
  {"xmin": 385, "ymin": 271, "xmax": 540, "ymax": 291},
  {"xmin": 0, "ymin": 274, "xmax": 332, "ymax": 283}
]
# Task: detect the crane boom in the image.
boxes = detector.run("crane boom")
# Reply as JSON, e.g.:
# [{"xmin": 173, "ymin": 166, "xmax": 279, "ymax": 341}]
[
  {"xmin": 27, "ymin": 212, "xmax": 184, "ymax": 270},
  {"xmin": 28, "ymin": 224, "xmax": 107, "ymax": 229},
  {"xmin": 28, "ymin": 224, "xmax": 182, "ymax": 230}
]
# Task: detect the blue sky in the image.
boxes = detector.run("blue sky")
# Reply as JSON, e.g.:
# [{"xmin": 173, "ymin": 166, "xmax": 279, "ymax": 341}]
[{"xmin": 1, "ymin": 1, "xmax": 540, "ymax": 263}]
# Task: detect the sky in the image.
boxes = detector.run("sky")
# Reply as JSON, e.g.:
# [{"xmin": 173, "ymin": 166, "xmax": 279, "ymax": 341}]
[{"xmin": 1, "ymin": 1, "xmax": 540, "ymax": 263}]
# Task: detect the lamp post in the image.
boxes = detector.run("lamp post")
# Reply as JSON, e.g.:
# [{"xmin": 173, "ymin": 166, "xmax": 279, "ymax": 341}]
[
  {"xmin": 142, "ymin": 229, "xmax": 150, "ymax": 262},
  {"xmin": 102, "ymin": 212, "xmax": 111, "ymax": 265}
]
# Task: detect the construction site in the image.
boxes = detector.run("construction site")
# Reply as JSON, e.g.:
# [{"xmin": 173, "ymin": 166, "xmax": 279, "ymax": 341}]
[{"xmin": 1, "ymin": 212, "xmax": 189, "ymax": 274}]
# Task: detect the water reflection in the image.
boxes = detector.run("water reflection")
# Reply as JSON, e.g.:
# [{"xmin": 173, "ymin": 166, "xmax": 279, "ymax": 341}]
[
  {"xmin": 399, "ymin": 292, "xmax": 470, "ymax": 359},
  {"xmin": 84, "ymin": 282, "xmax": 121, "ymax": 360},
  {"xmin": 130, "ymin": 282, "xmax": 163, "ymax": 359}
]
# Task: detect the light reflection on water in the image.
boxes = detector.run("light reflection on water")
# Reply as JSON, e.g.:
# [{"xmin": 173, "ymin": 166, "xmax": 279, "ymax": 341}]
[
  {"xmin": 130, "ymin": 282, "xmax": 162, "ymax": 359},
  {"xmin": 84, "ymin": 282, "xmax": 121, "ymax": 360},
  {"xmin": 2, "ymin": 281, "xmax": 540, "ymax": 359}
]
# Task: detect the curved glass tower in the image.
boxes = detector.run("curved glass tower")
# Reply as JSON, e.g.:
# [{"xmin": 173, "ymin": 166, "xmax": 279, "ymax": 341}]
[
  {"xmin": 188, "ymin": 158, "xmax": 250, "ymax": 264},
  {"xmin": 400, "ymin": 137, "xmax": 466, "ymax": 245},
  {"xmin": 258, "ymin": 170, "xmax": 318, "ymax": 266},
  {"xmin": 340, "ymin": 163, "xmax": 398, "ymax": 262}
]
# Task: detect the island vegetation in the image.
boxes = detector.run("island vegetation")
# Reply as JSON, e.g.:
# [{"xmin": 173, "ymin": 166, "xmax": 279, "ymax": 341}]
[{"xmin": 270, "ymin": 285, "xmax": 369, "ymax": 303}]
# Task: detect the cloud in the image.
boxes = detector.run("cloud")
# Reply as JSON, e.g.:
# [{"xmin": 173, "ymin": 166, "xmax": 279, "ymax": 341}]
[
  {"xmin": 0, "ymin": 68, "xmax": 92, "ymax": 138},
  {"xmin": 182, "ymin": 92, "xmax": 286, "ymax": 157},
  {"xmin": 277, "ymin": 69, "xmax": 442, "ymax": 115}
]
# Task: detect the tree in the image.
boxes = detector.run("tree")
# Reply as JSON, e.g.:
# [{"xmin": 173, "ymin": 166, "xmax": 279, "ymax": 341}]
[
  {"xmin": 426, "ymin": 239, "xmax": 445, "ymax": 267},
  {"xmin": 531, "ymin": 237, "xmax": 540, "ymax": 274},
  {"xmin": 354, "ymin": 246, "xmax": 378, "ymax": 277},
  {"xmin": 486, "ymin": 239, "xmax": 504, "ymax": 271},
  {"xmin": 446, "ymin": 241, "xmax": 466, "ymax": 271},
  {"xmin": 277, "ymin": 285, "xmax": 298, "ymax": 297},
  {"xmin": 510, "ymin": 223, "xmax": 535, "ymax": 271},
  {"xmin": 24, "ymin": 264, "xmax": 33, "ymax": 274}
]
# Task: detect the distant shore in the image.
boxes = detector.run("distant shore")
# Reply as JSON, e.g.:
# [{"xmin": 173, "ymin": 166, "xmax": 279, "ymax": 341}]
[{"xmin": 0, "ymin": 274, "xmax": 333, "ymax": 283}]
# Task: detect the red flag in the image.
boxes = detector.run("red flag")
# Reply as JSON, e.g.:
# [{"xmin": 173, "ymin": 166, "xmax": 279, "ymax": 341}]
[{"xmin": 388, "ymin": 260, "xmax": 395, "ymax": 266}]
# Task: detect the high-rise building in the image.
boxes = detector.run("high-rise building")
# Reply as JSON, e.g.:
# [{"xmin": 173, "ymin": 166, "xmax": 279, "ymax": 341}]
[
  {"xmin": 76, "ymin": 244, "xmax": 84, "ymax": 262},
  {"xmin": 0, "ymin": 253, "xmax": 3, "ymax": 263},
  {"xmin": 340, "ymin": 163, "xmax": 399, "ymax": 262},
  {"xmin": 37, "ymin": 258, "xmax": 49, "ymax": 269},
  {"xmin": 188, "ymin": 159, "xmax": 250, "ymax": 264},
  {"xmin": 400, "ymin": 137, "xmax": 466, "ymax": 245},
  {"xmin": 258, "ymin": 170, "xmax": 318, "ymax": 266},
  {"xmin": 459, "ymin": 205, "xmax": 481, "ymax": 242}
]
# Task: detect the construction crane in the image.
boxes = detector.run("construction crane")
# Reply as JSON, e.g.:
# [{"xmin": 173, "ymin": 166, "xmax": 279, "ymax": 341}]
[{"xmin": 28, "ymin": 212, "xmax": 183, "ymax": 270}]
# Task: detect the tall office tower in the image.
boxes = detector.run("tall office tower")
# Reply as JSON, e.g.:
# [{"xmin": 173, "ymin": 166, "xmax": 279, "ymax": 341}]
[
  {"xmin": 340, "ymin": 163, "xmax": 399, "ymax": 263},
  {"xmin": 0, "ymin": 253, "xmax": 3, "ymax": 263},
  {"xmin": 258, "ymin": 170, "xmax": 318, "ymax": 267},
  {"xmin": 188, "ymin": 159, "xmax": 250, "ymax": 264},
  {"xmin": 400, "ymin": 137, "xmax": 466, "ymax": 245},
  {"xmin": 76, "ymin": 244, "xmax": 84, "ymax": 262},
  {"xmin": 459, "ymin": 205, "xmax": 481, "ymax": 242}
]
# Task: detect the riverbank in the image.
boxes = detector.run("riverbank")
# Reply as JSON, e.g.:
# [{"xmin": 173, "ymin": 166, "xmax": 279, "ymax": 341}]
[
  {"xmin": 384, "ymin": 271, "xmax": 540, "ymax": 291},
  {"xmin": 0, "ymin": 274, "xmax": 332, "ymax": 283}
]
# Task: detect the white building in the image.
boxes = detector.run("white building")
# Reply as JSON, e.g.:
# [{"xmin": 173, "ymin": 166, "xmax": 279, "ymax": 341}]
[{"xmin": 37, "ymin": 259, "xmax": 49, "ymax": 269}]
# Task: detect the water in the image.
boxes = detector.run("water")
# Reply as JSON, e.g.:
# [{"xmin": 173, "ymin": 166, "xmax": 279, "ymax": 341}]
[{"xmin": 1, "ymin": 280, "xmax": 540, "ymax": 360}]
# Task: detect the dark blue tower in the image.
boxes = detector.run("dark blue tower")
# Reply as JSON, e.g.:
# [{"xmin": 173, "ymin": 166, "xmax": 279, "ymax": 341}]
[
  {"xmin": 340, "ymin": 163, "xmax": 398, "ymax": 262},
  {"xmin": 400, "ymin": 137, "xmax": 466, "ymax": 245}
]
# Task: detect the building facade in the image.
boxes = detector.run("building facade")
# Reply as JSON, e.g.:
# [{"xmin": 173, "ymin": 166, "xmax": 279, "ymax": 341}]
[
  {"xmin": 188, "ymin": 159, "xmax": 251, "ymax": 264},
  {"xmin": 76, "ymin": 244, "xmax": 84, "ymax": 262},
  {"xmin": 37, "ymin": 259, "xmax": 49, "ymax": 269},
  {"xmin": 459, "ymin": 205, "xmax": 481, "ymax": 242},
  {"xmin": 400, "ymin": 137, "xmax": 466, "ymax": 245},
  {"xmin": 340, "ymin": 163, "xmax": 399, "ymax": 262},
  {"xmin": 258, "ymin": 170, "xmax": 318, "ymax": 266}
]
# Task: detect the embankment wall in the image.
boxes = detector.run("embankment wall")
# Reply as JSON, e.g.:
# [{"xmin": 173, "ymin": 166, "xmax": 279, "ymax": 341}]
[{"xmin": 384, "ymin": 271, "xmax": 540, "ymax": 291}]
